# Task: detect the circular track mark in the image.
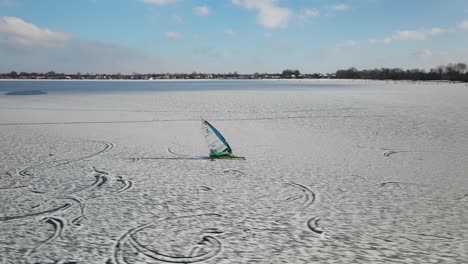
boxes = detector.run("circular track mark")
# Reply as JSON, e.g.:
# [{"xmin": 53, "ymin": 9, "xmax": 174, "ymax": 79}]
[{"xmin": 307, "ymin": 216, "xmax": 324, "ymax": 234}]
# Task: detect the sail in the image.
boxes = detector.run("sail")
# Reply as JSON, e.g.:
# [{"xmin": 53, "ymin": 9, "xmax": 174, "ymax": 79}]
[{"xmin": 202, "ymin": 120, "xmax": 232, "ymax": 154}]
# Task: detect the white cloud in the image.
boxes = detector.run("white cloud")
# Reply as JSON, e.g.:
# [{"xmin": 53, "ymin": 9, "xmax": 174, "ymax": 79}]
[
  {"xmin": 369, "ymin": 37, "xmax": 392, "ymax": 44},
  {"xmin": 142, "ymin": 0, "xmax": 179, "ymax": 5},
  {"xmin": 298, "ymin": 8, "xmax": 319, "ymax": 24},
  {"xmin": 232, "ymin": 0, "xmax": 292, "ymax": 29},
  {"xmin": 264, "ymin": 32, "xmax": 272, "ymax": 38},
  {"xmin": 165, "ymin": 31, "xmax": 184, "ymax": 40},
  {"xmin": 193, "ymin": 46, "xmax": 225, "ymax": 61},
  {"xmin": 369, "ymin": 27, "xmax": 450, "ymax": 45},
  {"xmin": 459, "ymin": 20, "xmax": 468, "ymax": 29},
  {"xmin": 175, "ymin": 15, "xmax": 184, "ymax": 24},
  {"xmin": 416, "ymin": 49, "xmax": 433, "ymax": 58},
  {"xmin": 428, "ymin": 27, "xmax": 446, "ymax": 35},
  {"xmin": 393, "ymin": 30, "xmax": 427, "ymax": 41},
  {"xmin": 301, "ymin": 8, "xmax": 320, "ymax": 17},
  {"xmin": 0, "ymin": 38, "xmax": 180, "ymax": 74},
  {"xmin": 326, "ymin": 4, "xmax": 350, "ymax": 11},
  {"xmin": 1, "ymin": 0, "xmax": 15, "ymax": 7},
  {"xmin": 330, "ymin": 40, "xmax": 358, "ymax": 54},
  {"xmin": 370, "ymin": 22, "xmax": 460, "ymax": 47},
  {"xmin": 336, "ymin": 40, "xmax": 358, "ymax": 48},
  {"xmin": 409, "ymin": 49, "xmax": 455, "ymax": 67},
  {"xmin": 0, "ymin": 16, "xmax": 71, "ymax": 48},
  {"xmin": 193, "ymin": 5, "xmax": 210, "ymax": 16},
  {"xmin": 258, "ymin": 5, "xmax": 292, "ymax": 28},
  {"xmin": 223, "ymin": 29, "xmax": 234, "ymax": 35}
]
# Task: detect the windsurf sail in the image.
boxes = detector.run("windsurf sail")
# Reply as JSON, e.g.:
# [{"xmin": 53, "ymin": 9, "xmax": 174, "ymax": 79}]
[{"xmin": 202, "ymin": 119, "xmax": 232, "ymax": 155}]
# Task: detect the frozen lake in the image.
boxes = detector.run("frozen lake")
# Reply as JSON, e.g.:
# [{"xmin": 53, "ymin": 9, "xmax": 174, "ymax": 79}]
[{"xmin": 1, "ymin": 80, "xmax": 467, "ymax": 263}]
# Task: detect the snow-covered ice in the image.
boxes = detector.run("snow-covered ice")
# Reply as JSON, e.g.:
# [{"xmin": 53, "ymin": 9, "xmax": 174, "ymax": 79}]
[{"xmin": 1, "ymin": 80, "xmax": 467, "ymax": 263}]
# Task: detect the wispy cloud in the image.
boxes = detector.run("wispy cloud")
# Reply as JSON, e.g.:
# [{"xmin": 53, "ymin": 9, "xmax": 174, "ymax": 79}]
[
  {"xmin": 1, "ymin": 0, "xmax": 15, "ymax": 7},
  {"xmin": 414, "ymin": 49, "xmax": 434, "ymax": 59},
  {"xmin": 0, "ymin": 16, "xmax": 71, "ymax": 48},
  {"xmin": 298, "ymin": 8, "xmax": 320, "ymax": 25},
  {"xmin": 193, "ymin": 46, "xmax": 224, "ymax": 61},
  {"xmin": 369, "ymin": 37, "xmax": 393, "ymax": 44},
  {"xmin": 369, "ymin": 27, "xmax": 448, "ymax": 44},
  {"xmin": 301, "ymin": 8, "xmax": 320, "ymax": 17},
  {"xmin": 165, "ymin": 31, "xmax": 184, "ymax": 40},
  {"xmin": 223, "ymin": 28, "xmax": 234, "ymax": 35},
  {"xmin": 393, "ymin": 30, "xmax": 429, "ymax": 41},
  {"xmin": 141, "ymin": 0, "xmax": 179, "ymax": 5},
  {"xmin": 0, "ymin": 38, "xmax": 180, "ymax": 73},
  {"xmin": 459, "ymin": 19, "xmax": 468, "ymax": 29},
  {"xmin": 326, "ymin": 4, "xmax": 350, "ymax": 12},
  {"xmin": 264, "ymin": 32, "xmax": 272, "ymax": 38},
  {"xmin": 175, "ymin": 15, "xmax": 184, "ymax": 24},
  {"xmin": 409, "ymin": 49, "xmax": 453, "ymax": 66},
  {"xmin": 330, "ymin": 40, "xmax": 358, "ymax": 54},
  {"xmin": 193, "ymin": 5, "xmax": 210, "ymax": 16},
  {"xmin": 232, "ymin": 0, "xmax": 292, "ymax": 29},
  {"xmin": 0, "ymin": 17, "xmax": 180, "ymax": 73}
]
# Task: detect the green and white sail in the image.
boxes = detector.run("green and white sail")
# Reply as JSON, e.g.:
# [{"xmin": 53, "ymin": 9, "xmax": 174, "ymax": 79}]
[{"xmin": 202, "ymin": 119, "xmax": 232, "ymax": 155}]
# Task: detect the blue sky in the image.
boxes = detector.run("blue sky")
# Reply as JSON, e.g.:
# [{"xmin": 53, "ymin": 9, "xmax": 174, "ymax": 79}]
[{"xmin": 1, "ymin": 0, "xmax": 468, "ymax": 73}]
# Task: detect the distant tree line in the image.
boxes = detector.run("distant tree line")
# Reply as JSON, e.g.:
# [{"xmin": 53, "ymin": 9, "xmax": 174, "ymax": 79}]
[
  {"xmin": 4, "ymin": 71, "xmax": 68, "ymax": 79},
  {"xmin": 335, "ymin": 63, "xmax": 468, "ymax": 82},
  {"xmin": 2, "ymin": 63, "xmax": 468, "ymax": 82},
  {"xmin": 0, "ymin": 69, "xmax": 323, "ymax": 80},
  {"xmin": 281, "ymin": 69, "xmax": 301, "ymax": 78}
]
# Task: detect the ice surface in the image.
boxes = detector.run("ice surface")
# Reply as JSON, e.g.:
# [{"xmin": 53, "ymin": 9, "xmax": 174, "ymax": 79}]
[{"xmin": 0, "ymin": 80, "xmax": 467, "ymax": 263}]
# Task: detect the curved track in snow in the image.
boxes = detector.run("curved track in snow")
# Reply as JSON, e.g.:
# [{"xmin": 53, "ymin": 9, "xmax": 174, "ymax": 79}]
[
  {"xmin": 284, "ymin": 182, "xmax": 316, "ymax": 209},
  {"xmin": 18, "ymin": 141, "xmax": 114, "ymax": 177},
  {"xmin": 113, "ymin": 213, "xmax": 223, "ymax": 264}
]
